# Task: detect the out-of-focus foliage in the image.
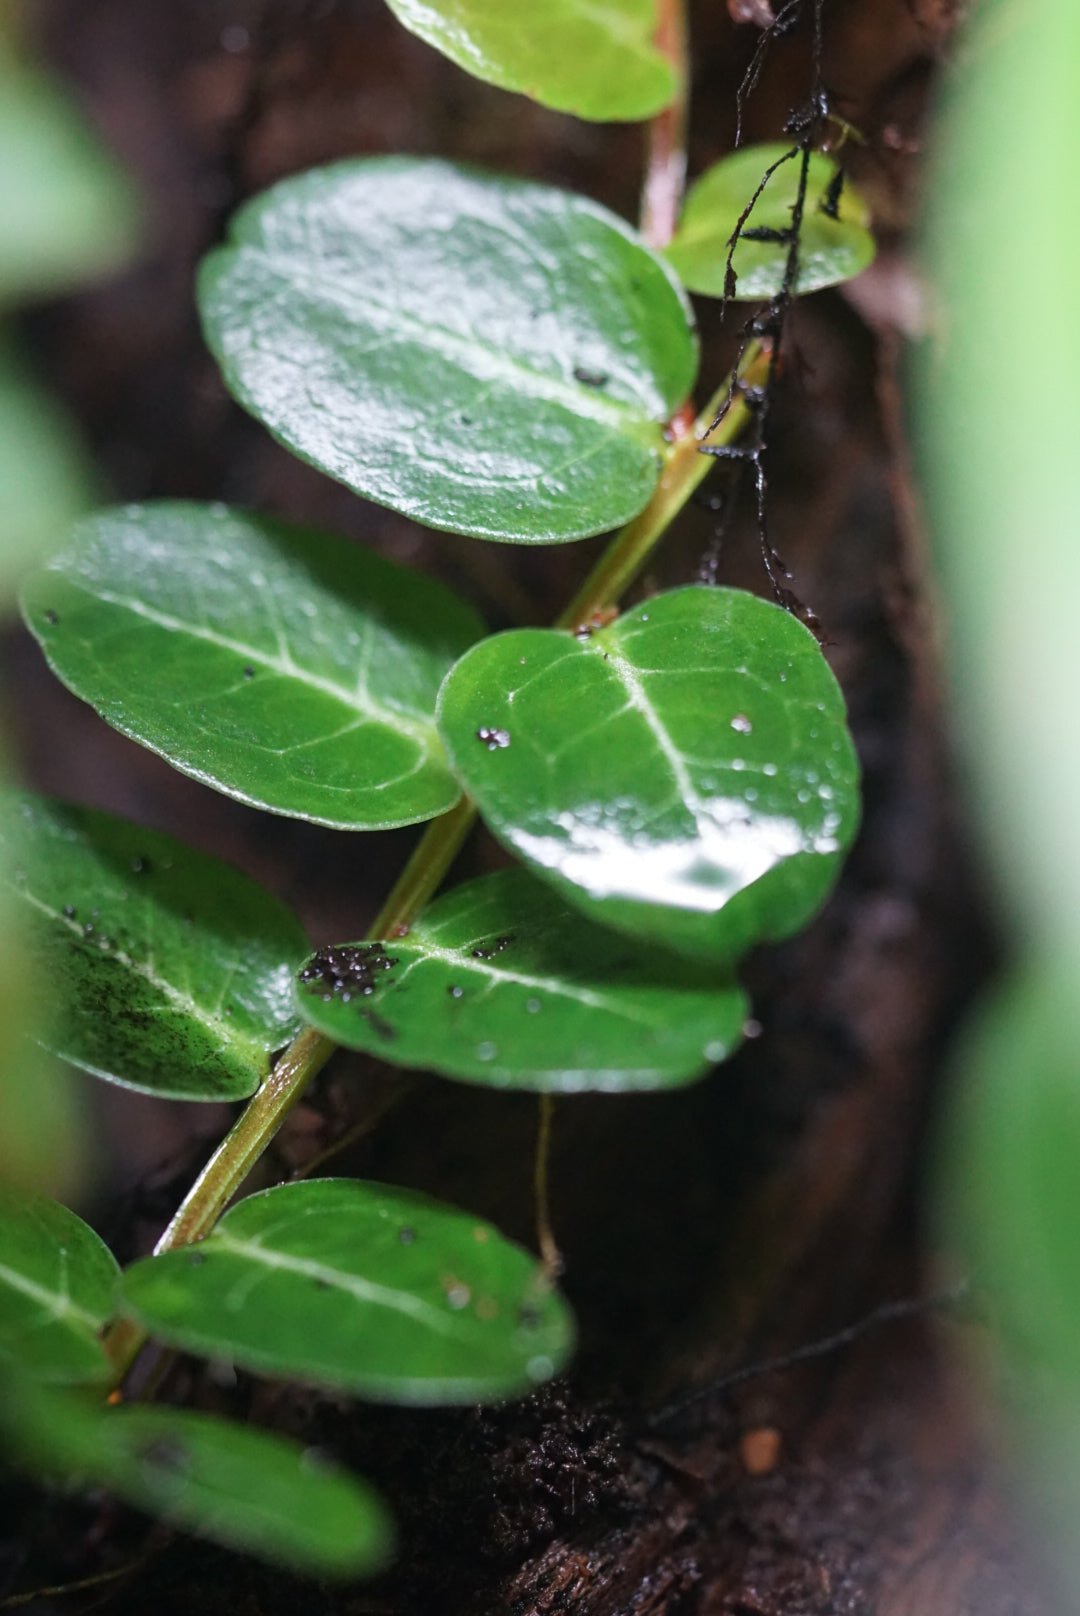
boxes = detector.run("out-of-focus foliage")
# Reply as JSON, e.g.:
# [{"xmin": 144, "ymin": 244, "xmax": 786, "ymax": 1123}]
[{"xmin": 922, "ymin": 0, "xmax": 1080, "ymax": 1601}]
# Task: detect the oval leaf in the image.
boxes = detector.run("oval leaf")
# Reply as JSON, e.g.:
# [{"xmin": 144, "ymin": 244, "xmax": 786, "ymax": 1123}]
[
  {"xmin": 384, "ymin": 0, "xmax": 676, "ymax": 122},
  {"xmin": 198, "ymin": 158, "xmax": 698, "ymax": 543},
  {"xmin": 2, "ymin": 1375, "xmax": 395, "ymax": 1578},
  {"xmin": 295, "ymin": 868, "xmax": 748, "ymax": 1091},
  {"xmin": 0, "ymin": 792, "xmax": 309, "ymax": 1100},
  {"xmin": 666, "ymin": 143, "xmax": 875, "ymax": 300},
  {"xmin": 20, "ymin": 502, "xmax": 483, "ymax": 828},
  {"xmin": 119, "ymin": 1178, "xmax": 575, "ymax": 1404},
  {"xmin": 437, "ymin": 586, "xmax": 860, "ymax": 962},
  {"xmin": 0, "ymin": 64, "xmax": 139, "ymax": 303},
  {"xmin": 0, "ymin": 1190, "xmax": 118, "ymax": 1384}
]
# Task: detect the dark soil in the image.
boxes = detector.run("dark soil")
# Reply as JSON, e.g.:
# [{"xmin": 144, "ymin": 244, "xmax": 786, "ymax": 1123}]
[{"xmin": 1, "ymin": 1, "xmax": 1056, "ymax": 1611}]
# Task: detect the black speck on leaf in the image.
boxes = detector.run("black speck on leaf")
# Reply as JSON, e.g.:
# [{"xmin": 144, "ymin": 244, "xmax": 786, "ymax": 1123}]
[
  {"xmin": 243, "ymin": 666, "xmax": 255, "ymax": 679},
  {"xmin": 43, "ymin": 610, "xmax": 59, "ymax": 627},
  {"xmin": 573, "ymin": 366, "xmax": 609, "ymax": 388}
]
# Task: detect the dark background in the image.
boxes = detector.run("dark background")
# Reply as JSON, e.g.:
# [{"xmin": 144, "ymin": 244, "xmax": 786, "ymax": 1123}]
[{"xmin": 2, "ymin": 1, "xmax": 1056, "ymax": 1611}]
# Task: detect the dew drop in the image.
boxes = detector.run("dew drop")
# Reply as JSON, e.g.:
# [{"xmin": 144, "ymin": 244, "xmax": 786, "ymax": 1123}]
[
  {"xmin": 448, "ymin": 984, "xmax": 464, "ymax": 999},
  {"xmin": 763, "ymin": 762, "xmax": 778, "ymax": 777},
  {"xmin": 743, "ymin": 1017, "xmax": 763, "ymax": 1039},
  {"xmin": 476, "ymin": 1041, "xmax": 498, "ymax": 1061},
  {"xmin": 525, "ymin": 998, "xmax": 541, "ymax": 1014},
  {"xmin": 527, "ymin": 1354, "xmax": 555, "ymax": 1381},
  {"xmin": 476, "ymin": 726, "xmax": 510, "ymax": 750},
  {"xmin": 730, "ymin": 713, "xmax": 753, "ymax": 734},
  {"xmin": 446, "ymin": 1283, "xmax": 471, "ymax": 1310},
  {"xmin": 797, "ymin": 789, "xmax": 811, "ymax": 803},
  {"xmin": 398, "ymin": 1226, "xmax": 416, "ymax": 1245},
  {"xmin": 209, "ymin": 501, "xmax": 228, "ymax": 518},
  {"xmin": 704, "ymin": 1039, "xmax": 729, "ymax": 1062}
]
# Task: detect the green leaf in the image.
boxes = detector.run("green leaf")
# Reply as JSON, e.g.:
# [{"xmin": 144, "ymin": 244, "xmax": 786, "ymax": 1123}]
[
  {"xmin": 119, "ymin": 1178, "xmax": 575, "ymax": 1404},
  {"xmin": 950, "ymin": 959, "xmax": 1080, "ymax": 1382},
  {"xmin": 198, "ymin": 158, "xmax": 697, "ymax": 544},
  {"xmin": 295, "ymin": 868, "xmax": 748, "ymax": 1092},
  {"xmin": 383, "ymin": 0, "xmax": 676, "ymax": 122},
  {"xmin": 0, "ymin": 64, "xmax": 139, "ymax": 304},
  {"xmin": 2, "ymin": 1374, "xmax": 395, "ymax": 1577},
  {"xmin": 437, "ymin": 586, "xmax": 860, "ymax": 962},
  {"xmin": 0, "ymin": 1190, "xmax": 118, "ymax": 1384},
  {"xmin": 666, "ymin": 143, "xmax": 875, "ymax": 301},
  {"xmin": 20, "ymin": 502, "xmax": 483, "ymax": 828},
  {"xmin": 0, "ymin": 339, "xmax": 96, "ymax": 599},
  {"xmin": 0, "ymin": 792, "xmax": 309, "ymax": 1100}
]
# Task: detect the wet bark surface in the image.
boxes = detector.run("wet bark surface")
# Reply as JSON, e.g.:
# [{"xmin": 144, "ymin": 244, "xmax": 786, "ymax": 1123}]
[{"xmin": 1, "ymin": 1, "xmax": 1059, "ymax": 1611}]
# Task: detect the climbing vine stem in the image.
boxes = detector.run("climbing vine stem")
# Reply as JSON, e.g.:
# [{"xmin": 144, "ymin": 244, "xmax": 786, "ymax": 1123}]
[{"xmin": 101, "ymin": 343, "xmax": 765, "ymax": 1388}]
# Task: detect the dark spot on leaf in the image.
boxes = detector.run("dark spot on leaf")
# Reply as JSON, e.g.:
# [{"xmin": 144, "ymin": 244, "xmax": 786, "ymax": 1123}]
[
  {"xmin": 138, "ymin": 1438, "xmax": 191, "ymax": 1477},
  {"xmin": 243, "ymin": 666, "xmax": 255, "ymax": 679},
  {"xmin": 299, "ymin": 943, "xmax": 399, "ymax": 1001},
  {"xmin": 476, "ymin": 727, "xmax": 511, "ymax": 750},
  {"xmin": 741, "ymin": 224, "xmax": 794, "ymax": 243},
  {"xmin": 471, "ymin": 935, "xmax": 514, "ymax": 961},
  {"xmin": 63, "ymin": 905, "xmax": 76, "ymax": 919},
  {"xmin": 315, "ymin": 1276, "xmax": 331, "ymax": 1290},
  {"xmin": 448, "ymin": 984, "xmax": 464, "ymax": 999},
  {"xmin": 131, "ymin": 856, "xmax": 153, "ymax": 876},
  {"xmin": 188, "ymin": 1252, "xmax": 206, "ymax": 1267},
  {"xmin": 398, "ymin": 1226, "xmax": 416, "ymax": 1245},
  {"xmin": 518, "ymin": 1305, "xmax": 541, "ymax": 1329},
  {"xmin": 43, "ymin": 610, "xmax": 58, "ymax": 626},
  {"xmin": 362, "ymin": 1007, "xmax": 397, "ymax": 1041},
  {"xmin": 573, "ymin": 366, "xmax": 609, "ymax": 388}
]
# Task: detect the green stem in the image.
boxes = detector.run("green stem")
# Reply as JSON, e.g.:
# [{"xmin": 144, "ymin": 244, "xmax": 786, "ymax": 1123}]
[{"xmin": 101, "ymin": 348, "xmax": 763, "ymax": 1387}]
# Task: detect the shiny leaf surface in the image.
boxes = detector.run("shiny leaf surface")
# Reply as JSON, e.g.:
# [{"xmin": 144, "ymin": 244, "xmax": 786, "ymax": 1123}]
[
  {"xmin": 0, "ymin": 63, "xmax": 138, "ymax": 303},
  {"xmin": 20, "ymin": 503, "xmax": 482, "ymax": 828},
  {"xmin": 437, "ymin": 587, "xmax": 860, "ymax": 961},
  {"xmin": 383, "ymin": 0, "xmax": 675, "ymax": 122},
  {"xmin": 295, "ymin": 868, "xmax": 748, "ymax": 1091},
  {"xmin": 0, "ymin": 792, "xmax": 308, "ymax": 1099},
  {"xmin": 119, "ymin": 1178, "xmax": 575, "ymax": 1403},
  {"xmin": 666, "ymin": 143, "xmax": 875, "ymax": 300},
  {"xmin": 199, "ymin": 159, "xmax": 697, "ymax": 543},
  {"xmin": 2, "ymin": 1375, "xmax": 395, "ymax": 1577},
  {"xmin": 0, "ymin": 1190, "xmax": 117, "ymax": 1383}
]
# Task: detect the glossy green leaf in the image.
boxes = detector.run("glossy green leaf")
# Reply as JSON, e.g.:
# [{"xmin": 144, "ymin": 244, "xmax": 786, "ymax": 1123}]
[
  {"xmin": 0, "ymin": 341, "xmax": 96, "ymax": 598},
  {"xmin": 437, "ymin": 586, "xmax": 860, "ymax": 962},
  {"xmin": 0, "ymin": 1189, "xmax": 117, "ymax": 1384},
  {"xmin": 198, "ymin": 158, "xmax": 697, "ymax": 543},
  {"xmin": 383, "ymin": 0, "xmax": 676, "ymax": 122},
  {"xmin": 119, "ymin": 1178, "xmax": 575, "ymax": 1404},
  {"xmin": 666, "ymin": 143, "xmax": 875, "ymax": 301},
  {"xmin": 2, "ymin": 1373, "xmax": 395, "ymax": 1577},
  {"xmin": 20, "ymin": 502, "xmax": 483, "ymax": 828},
  {"xmin": 0, "ymin": 64, "xmax": 139, "ymax": 303},
  {"xmin": 295, "ymin": 868, "xmax": 748, "ymax": 1091},
  {"xmin": 0, "ymin": 792, "xmax": 309, "ymax": 1100}
]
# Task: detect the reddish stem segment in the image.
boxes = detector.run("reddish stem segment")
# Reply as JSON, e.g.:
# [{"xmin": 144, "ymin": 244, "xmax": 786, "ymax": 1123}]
[{"xmin": 640, "ymin": 0, "xmax": 689, "ymax": 250}]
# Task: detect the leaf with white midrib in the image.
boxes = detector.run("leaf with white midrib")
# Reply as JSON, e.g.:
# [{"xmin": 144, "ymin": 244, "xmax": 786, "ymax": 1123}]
[
  {"xmin": 1, "ymin": 791, "xmax": 309, "ymax": 1100},
  {"xmin": 293, "ymin": 868, "xmax": 749, "ymax": 1092},
  {"xmin": 0, "ymin": 1190, "xmax": 120, "ymax": 1384},
  {"xmin": 20, "ymin": 503, "xmax": 483, "ymax": 828}
]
